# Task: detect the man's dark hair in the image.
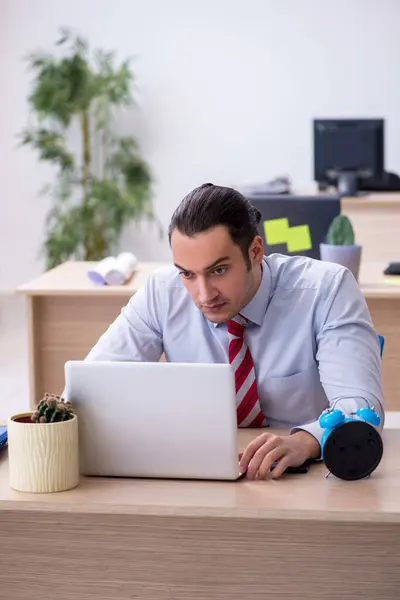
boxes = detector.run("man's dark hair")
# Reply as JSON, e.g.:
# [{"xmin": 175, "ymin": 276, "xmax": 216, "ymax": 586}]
[{"xmin": 168, "ymin": 183, "xmax": 262, "ymax": 267}]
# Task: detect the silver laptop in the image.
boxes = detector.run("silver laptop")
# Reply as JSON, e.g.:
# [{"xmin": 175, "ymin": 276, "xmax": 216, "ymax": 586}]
[{"xmin": 64, "ymin": 360, "xmax": 241, "ymax": 481}]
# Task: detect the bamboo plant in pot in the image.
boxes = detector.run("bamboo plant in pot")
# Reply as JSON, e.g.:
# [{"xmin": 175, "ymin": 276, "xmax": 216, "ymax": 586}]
[
  {"xmin": 20, "ymin": 28, "xmax": 155, "ymax": 270},
  {"xmin": 8, "ymin": 394, "xmax": 79, "ymax": 493},
  {"xmin": 320, "ymin": 214, "xmax": 362, "ymax": 280}
]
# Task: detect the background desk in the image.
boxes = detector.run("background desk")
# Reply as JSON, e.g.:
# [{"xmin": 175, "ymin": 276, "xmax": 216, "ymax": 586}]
[
  {"xmin": 17, "ymin": 261, "xmax": 168, "ymax": 408},
  {"xmin": 341, "ymin": 193, "xmax": 400, "ymax": 263},
  {"xmin": 0, "ymin": 428, "xmax": 399, "ymax": 599},
  {"xmin": 359, "ymin": 261, "xmax": 400, "ymax": 410},
  {"xmin": 18, "ymin": 259, "xmax": 400, "ymax": 410}
]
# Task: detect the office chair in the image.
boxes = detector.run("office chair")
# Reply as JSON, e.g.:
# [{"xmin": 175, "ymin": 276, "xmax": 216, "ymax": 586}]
[{"xmin": 378, "ymin": 334, "xmax": 385, "ymax": 358}]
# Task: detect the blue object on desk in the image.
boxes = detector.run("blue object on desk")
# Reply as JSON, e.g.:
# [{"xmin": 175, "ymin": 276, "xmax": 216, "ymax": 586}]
[
  {"xmin": 0, "ymin": 426, "xmax": 7, "ymax": 450},
  {"xmin": 318, "ymin": 333, "xmax": 384, "ymax": 481},
  {"xmin": 319, "ymin": 403, "xmax": 383, "ymax": 480}
]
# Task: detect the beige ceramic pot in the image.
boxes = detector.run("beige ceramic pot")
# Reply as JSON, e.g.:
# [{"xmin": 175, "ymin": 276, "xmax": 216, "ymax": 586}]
[{"xmin": 7, "ymin": 412, "xmax": 79, "ymax": 493}]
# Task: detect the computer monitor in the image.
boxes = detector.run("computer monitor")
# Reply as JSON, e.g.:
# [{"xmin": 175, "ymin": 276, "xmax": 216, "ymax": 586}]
[
  {"xmin": 313, "ymin": 119, "xmax": 384, "ymax": 195},
  {"xmin": 248, "ymin": 194, "xmax": 341, "ymax": 260}
]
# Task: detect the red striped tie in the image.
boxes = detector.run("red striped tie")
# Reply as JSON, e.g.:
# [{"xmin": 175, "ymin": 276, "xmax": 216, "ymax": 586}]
[{"xmin": 227, "ymin": 315, "xmax": 267, "ymax": 428}]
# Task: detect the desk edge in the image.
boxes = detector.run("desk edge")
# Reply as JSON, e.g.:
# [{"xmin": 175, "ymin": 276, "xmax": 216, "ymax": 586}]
[{"xmin": 0, "ymin": 499, "xmax": 399, "ymax": 523}]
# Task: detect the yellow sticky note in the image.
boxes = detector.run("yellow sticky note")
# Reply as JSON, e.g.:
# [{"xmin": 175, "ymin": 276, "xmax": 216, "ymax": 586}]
[
  {"xmin": 263, "ymin": 218, "xmax": 312, "ymax": 253},
  {"xmin": 287, "ymin": 225, "xmax": 312, "ymax": 253},
  {"xmin": 264, "ymin": 218, "xmax": 289, "ymax": 245},
  {"xmin": 383, "ymin": 277, "xmax": 400, "ymax": 285}
]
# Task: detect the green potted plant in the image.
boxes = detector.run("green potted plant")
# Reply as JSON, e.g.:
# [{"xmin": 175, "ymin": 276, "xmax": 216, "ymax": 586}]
[
  {"xmin": 320, "ymin": 214, "xmax": 362, "ymax": 280},
  {"xmin": 20, "ymin": 28, "xmax": 155, "ymax": 269},
  {"xmin": 8, "ymin": 393, "xmax": 79, "ymax": 493}
]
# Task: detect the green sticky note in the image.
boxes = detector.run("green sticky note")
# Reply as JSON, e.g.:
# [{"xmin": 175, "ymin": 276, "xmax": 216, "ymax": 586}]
[
  {"xmin": 263, "ymin": 218, "xmax": 289, "ymax": 245},
  {"xmin": 287, "ymin": 225, "xmax": 312, "ymax": 252}
]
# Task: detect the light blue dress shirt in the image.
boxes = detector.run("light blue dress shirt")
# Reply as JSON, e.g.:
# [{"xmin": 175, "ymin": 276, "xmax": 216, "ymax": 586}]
[{"xmin": 85, "ymin": 253, "xmax": 384, "ymax": 445}]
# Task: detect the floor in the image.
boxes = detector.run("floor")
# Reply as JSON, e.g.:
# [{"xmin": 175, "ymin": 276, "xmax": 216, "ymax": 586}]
[{"xmin": 0, "ymin": 293, "xmax": 400, "ymax": 427}]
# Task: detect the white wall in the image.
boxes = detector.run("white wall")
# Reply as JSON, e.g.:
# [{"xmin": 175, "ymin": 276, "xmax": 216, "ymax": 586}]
[{"xmin": 1, "ymin": 0, "xmax": 400, "ymax": 291}]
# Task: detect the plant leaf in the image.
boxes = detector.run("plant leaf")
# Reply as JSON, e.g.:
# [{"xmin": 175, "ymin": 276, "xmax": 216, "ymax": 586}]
[
  {"xmin": 20, "ymin": 127, "xmax": 75, "ymax": 172},
  {"xmin": 43, "ymin": 205, "xmax": 85, "ymax": 268}
]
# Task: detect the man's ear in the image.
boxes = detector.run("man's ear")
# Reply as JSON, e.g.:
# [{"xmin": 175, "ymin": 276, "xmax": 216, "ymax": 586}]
[{"xmin": 249, "ymin": 236, "xmax": 264, "ymax": 265}]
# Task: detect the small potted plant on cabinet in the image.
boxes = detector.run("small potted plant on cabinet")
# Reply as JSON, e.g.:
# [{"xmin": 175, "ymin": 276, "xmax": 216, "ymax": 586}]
[
  {"xmin": 7, "ymin": 393, "xmax": 79, "ymax": 493},
  {"xmin": 320, "ymin": 214, "xmax": 362, "ymax": 281}
]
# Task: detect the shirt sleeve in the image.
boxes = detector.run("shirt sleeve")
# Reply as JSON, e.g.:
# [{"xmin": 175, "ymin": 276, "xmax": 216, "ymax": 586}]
[
  {"xmin": 84, "ymin": 273, "xmax": 164, "ymax": 363},
  {"xmin": 292, "ymin": 267, "xmax": 384, "ymax": 447}
]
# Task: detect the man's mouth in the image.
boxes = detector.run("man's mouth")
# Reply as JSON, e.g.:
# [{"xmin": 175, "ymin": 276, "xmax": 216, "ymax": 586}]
[{"xmin": 203, "ymin": 302, "xmax": 226, "ymax": 310}]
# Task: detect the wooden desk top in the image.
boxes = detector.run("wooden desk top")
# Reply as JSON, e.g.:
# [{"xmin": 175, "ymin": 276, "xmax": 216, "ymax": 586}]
[
  {"xmin": 359, "ymin": 261, "xmax": 400, "ymax": 298},
  {"xmin": 342, "ymin": 193, "xmax": 400, "ymax": 207},
  {"xmin": 0, "ymin": 429, "xmax": 399, "ymax": 523},
  {"xmin": 16, "ymin": 259, "xmax": 400, "ymax": 299},
  {"xmin": 305, "ymin": 190, "xmax": 400, "ymax": 207},
  {"xmin": 16, "ymin": 260, "xmax": 170, "ymax": 296}
]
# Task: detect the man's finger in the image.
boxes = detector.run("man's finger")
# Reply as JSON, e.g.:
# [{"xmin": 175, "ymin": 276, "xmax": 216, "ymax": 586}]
[
  {"xmin": 270, "ymin": 455, "xmax": 292, "ymax": 479},
  {"xmin": 239, "ymin": 433, "xmax": 273, "ymax": 472},
  {"xmin": 257, "ymin": 447, "xmax": 286, "ymax": 479},
  {"xmin": 246, "ymin": 438, "xmax": 281, "ymax": 479}
]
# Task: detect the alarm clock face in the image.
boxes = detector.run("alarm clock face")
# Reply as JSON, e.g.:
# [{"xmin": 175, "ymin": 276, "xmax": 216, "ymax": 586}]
[{"xmin": 323, "ymin": 421, "xmax": 383, "ymax": 481}]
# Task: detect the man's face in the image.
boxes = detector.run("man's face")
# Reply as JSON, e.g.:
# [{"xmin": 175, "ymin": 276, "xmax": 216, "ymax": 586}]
[{"xmin": 170, "ymin": 225, "xmax": 264, "ymax": 323}]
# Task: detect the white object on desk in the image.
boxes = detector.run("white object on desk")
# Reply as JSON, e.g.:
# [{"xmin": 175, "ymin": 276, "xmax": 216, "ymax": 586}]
[
  {"xmin": 87, "ymin": 256, "xmax": 117, "ymax": 286},
  {"xmin": 64, "ymin": 360, "xmax": 240, "ymax": 481},
  {"xmin": 87, "ymin": 252, "xmax": 138, "ymax": 286},
  {"xmin": 104, "ymin": 252, "xmax": 138, "ymax": 285}
]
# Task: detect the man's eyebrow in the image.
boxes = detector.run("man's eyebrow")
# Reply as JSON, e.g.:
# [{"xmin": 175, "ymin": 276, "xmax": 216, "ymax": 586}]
[
  {"xmin": 174, "ymin": 256, "xmax": 231, "ymax": 272},
  {"xmin": 174, "ymin": 263, "xmax": 189, "ymax": 271},
  {"xmin": 204, "ymin": 256, "xmax": 231, "ymax": 270}
]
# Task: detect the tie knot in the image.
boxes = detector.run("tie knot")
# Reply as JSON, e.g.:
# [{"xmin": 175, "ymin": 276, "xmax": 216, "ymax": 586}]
[{"xmin": 226, "ymin": 314, "xmax": 248, "ymax": 337}]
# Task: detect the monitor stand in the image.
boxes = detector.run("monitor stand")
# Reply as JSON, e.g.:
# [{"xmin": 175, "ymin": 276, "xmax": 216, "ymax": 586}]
[{"xmin": 337, "ymin": 171, "xmax": 358, "ymax": 196}]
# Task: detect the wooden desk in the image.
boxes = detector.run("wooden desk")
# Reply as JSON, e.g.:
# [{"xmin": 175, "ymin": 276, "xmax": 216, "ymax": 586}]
[
  {"xmin": 358, "ymin": 261, "xmax": 400, "ymax": 411},
  {"xmin": 341, "ymin": 193, "xmax": 400, "ymax": 263},
  {"xmin": 17, "ymin": 259, "xmax": 400, "ymax": 411},
  {"xmin": 17, "ymin": 261, "xmax": 168, "ymax": 408},
  {"xmin": 0, "ymin": 427, "xmax": 399, "ymax": 599}
]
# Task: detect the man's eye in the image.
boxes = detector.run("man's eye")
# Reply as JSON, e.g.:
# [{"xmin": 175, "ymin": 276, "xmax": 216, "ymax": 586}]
[
  {"xmin": 180, "ymin": 271, "xmax": 192, "ymax": 279},
  {"xmin": 213, "ymin": 267, "xmax": 227, "ymax": 276}
]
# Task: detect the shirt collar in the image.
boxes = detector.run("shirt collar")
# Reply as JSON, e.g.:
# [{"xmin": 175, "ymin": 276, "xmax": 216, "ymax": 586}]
[{"xmin": 213, "ymin": 257, "xmax": 271, "ymax": 328}]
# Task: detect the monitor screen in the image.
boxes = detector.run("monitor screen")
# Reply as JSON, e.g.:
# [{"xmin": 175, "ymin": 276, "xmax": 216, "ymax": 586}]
[{"xmin": 314, "ymin": 119, "xmax": 384, "ymax": 185}]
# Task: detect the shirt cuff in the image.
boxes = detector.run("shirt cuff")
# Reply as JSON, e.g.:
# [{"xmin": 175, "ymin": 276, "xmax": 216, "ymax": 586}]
[{"xmin": 291, "ymin": 420, "xmax": 324, "ymax": 449}]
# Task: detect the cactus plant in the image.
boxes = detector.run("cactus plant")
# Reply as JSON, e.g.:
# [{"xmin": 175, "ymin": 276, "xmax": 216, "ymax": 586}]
[
  {"xmin": 31, "ymin": 393, "xmax": 74, "ymax": 424},
  {"xmin": 326, "ymin": 214, "xmax": 355, "ymax": 246}
]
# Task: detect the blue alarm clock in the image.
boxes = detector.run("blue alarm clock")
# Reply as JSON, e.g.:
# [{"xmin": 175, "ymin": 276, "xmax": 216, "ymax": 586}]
[{"xmin": 319, "ymin": 401, "xmax": 383, "ymax": 481}]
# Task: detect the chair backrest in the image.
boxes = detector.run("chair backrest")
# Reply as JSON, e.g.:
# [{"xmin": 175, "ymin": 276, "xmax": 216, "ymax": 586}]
[{"xmin": 378, "ymin": 334, "xmax": 385, "ymax": 358}]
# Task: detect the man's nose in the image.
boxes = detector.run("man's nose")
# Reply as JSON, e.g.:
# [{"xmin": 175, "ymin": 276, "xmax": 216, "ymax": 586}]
[{"xmin": 197, "ymin": 278, "xmax": 218, "ymax": 304}]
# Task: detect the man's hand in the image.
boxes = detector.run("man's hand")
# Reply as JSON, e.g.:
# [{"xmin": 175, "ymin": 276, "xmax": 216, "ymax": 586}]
[{"xmin": 239, "ymin": 430, "xmax": 320, "ymax": 480}]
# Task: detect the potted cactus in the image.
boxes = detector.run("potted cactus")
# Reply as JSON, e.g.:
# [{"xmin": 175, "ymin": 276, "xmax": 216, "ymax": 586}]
[
  {"xmin": 320, "ymin": 214, "xmax": 362, "ymax": 280},
  {"xmin": 7, "ymin": 393, "xmax": 79, "ymax": 493}
]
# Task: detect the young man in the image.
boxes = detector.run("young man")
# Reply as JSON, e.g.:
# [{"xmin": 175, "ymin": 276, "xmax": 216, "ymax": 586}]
[{"xmin": 86, "ymin": 183, "xmax": 384, "ymax": 480}]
